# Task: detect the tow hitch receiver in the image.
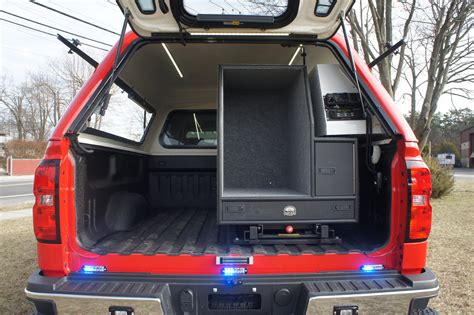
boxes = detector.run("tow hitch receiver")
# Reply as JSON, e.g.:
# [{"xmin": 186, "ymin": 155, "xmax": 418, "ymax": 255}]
[
  {"xmin": 334, "ymin": 305, "xmax": 359, "ymax": 315},
  {"xmin": 109, "ymin": 306, "xmax": 135, "ymax": 315}
]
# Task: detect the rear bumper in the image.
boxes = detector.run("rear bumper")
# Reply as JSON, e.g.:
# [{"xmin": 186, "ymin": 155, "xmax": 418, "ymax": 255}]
[{"xmin": 26, "ymin": 269, "xmax": 438, "ymax": 314}]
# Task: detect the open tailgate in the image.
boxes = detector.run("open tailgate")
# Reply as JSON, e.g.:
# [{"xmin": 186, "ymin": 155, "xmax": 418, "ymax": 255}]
[{"xmin": 117, "ymin": 0, "xmax": 354, "ymax": 39}]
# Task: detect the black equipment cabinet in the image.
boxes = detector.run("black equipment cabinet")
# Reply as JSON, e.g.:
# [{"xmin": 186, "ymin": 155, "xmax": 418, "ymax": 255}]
[
  {"xmin": 218, "ymin": 65, "xmax": 358, "ymax": 224},
  {"xmin": 314, "ymin": 138, "xmax": 357, "ymax": 197}
]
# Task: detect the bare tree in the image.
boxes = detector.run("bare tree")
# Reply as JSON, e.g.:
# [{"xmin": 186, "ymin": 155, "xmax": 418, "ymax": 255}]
[
  {"xmin": 1, "ymin": 53, "xmax": 94, "ymax": 142},
  {"xmin": 348, "ymin": 0, "xmax": 417, "ymax": 98},
  {"xmin": 348, "ymin": 0, "xmax": 473, "ymax": 149},
  {"xmin": 49, "ymin": 54, "xmax": 93, "ymax": 102},
  {"xmin": 39, "ymin": 76, "xmax": 67, "ymax": 127},
  {"xmin": 24, "ymin": 73, "xmax": 52, "ymax": 141},
  {"xmin": 247, "ymin": 0, "xmax": 288, "ymax": 16},
  {"xmin": 402, "ymin": 33, "xmax": 427, "ymax": 128},
  {"xmin": 412, "ymin": 0, "xmax": 474, "ymax": 148},
  {"xmin": 0, "ymin": 77, "xmax": 27, "ymax": 140}
]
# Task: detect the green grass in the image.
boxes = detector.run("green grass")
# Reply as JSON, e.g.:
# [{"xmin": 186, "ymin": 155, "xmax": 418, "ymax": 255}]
[{"xmin": 0, "ymin": 181, "xmax": 472, "ymax": 313}]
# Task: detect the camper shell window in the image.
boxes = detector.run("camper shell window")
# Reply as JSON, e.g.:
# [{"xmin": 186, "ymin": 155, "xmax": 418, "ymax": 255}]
[
  {"xmin": 160, "ymin": 110, "xmax": 217, "ymax": 148},
  {"xmin": 135, "ymin": 0, "xmax": 156, "ymax": 14},
  {"xmin": 177, "ymin": 0, "xmax": 299, "ymax": 29},
  {"xmin": 183, "ymin": 0, "xmax": 289, "ymax": 17},
  {"xmin": 315, "ymin": 0, "xmax": 337, "ymax": 17},
  {"xmin": 84, "ymin": 84, "xmax": 154, "ymax": 144}
]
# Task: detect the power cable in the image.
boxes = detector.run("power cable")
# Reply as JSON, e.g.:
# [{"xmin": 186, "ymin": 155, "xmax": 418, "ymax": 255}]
[
  {"xmin": 12, "ymin": 1, "xmax": 73, "ymax": 31},
  {"xmin": 236, "ymin": 1, "xmax": 253, "ymax": 14},
  {"xmin": 1, "ymin": 44, "xmax": 56, "ymax": 58},
  {"xmin": 0, "ymin": 10, "xmax": 112, "ymax": 47},
  {"xmin": 1, "ymin": 20, "xmax": 59, "ymax": 45},
  {"xmin": 29, "ymin": 0, "xmax": 120, "ymax": 35},
  {"xmin": 0, "ymin": 18, "xmax": 109, "ymax": 51},
  {"xmin": 49, "ymin": 0, "xmax": 118, "ymax": 30},
  {"xmin": 209, "ymin": 0, "xmax": 229, "ymax": 14},
  {"xmin": 106, "ymin": 0, "xmax": 118, "ymax": 7},
  {"xmin": 1, "ymin": 17, "xmax": 55, "ymax": 37},
  {"xmin": 223, "ymin": 0, "xmax": 242, "ymax": 14}
]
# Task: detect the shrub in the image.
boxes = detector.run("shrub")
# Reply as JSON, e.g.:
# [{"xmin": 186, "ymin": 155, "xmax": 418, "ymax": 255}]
[
  {"xmin": 426, "ymin": 158, "xmax": 455, "ymax": 199},
  {"xmin": 4, "ymin": 140, "xmax": 47, "ymax": 159}
]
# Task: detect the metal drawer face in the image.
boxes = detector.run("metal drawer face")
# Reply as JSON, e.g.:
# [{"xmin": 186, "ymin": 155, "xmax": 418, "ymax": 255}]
[
  {"xmin": 315, "ymin": 140, "xmax": 356, "ymax": 196},
  {"xmin": 222, "ymin": 200, "xmax": 356, "ymax": 223}
]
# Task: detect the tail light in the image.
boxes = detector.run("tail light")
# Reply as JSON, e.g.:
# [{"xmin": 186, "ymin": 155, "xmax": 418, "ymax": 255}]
[
  {"xmin": 33, "ymin": 160, "xmax": 61, "ymax": 243},
  {"xmin": 406, "ymin": 161, "xmax": 432, "ymax": 241}
]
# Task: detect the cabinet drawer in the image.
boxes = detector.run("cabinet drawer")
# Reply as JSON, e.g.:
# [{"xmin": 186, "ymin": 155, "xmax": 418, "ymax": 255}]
[{"xmin": 221, "ymin": 199, "xmax": 356, "ymax": 224}]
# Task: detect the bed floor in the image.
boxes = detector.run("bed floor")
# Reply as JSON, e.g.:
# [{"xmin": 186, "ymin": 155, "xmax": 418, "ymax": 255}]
[{"xmin": 88, "ymin": 208, "xmax": 384, "ymax": 256}]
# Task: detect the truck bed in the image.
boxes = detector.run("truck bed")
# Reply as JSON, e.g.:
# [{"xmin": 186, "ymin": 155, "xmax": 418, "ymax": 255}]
[{"xmin": 88, "ymin": 207, "xmax": 380, "ymax": 256}]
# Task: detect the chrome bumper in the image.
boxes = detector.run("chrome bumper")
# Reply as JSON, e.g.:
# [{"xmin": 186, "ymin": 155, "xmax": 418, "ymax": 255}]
[
  {"xmin": 25, "ymin": 289, "xmax": 164, "ymax": 314},
  {"xmin": 306, "ymin": 286, "xmax": 439, "ymax": 314}
]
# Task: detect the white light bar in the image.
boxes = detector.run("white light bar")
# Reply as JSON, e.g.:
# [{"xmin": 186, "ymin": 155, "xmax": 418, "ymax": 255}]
[
  {"xmin": 161, "ymin": 43, "xmax": 183, "ymax": 78},
  {"xmin": 361, "ymin": 264, "xmax": 385, "ymax": 272},
  {"xmin": 189, "ymin": 32, "xmax": 290, "ymax": 37},
  {"xmin": 222, "ymin": 267, "xmax": 248, "ymax": 276},
  {"xmin": 288, "ymin": 44, "xmax": 303, "ymax": 65},
  {"xmin": 82, "ymin": 265, "xmax": 107, "ymax": 273}
]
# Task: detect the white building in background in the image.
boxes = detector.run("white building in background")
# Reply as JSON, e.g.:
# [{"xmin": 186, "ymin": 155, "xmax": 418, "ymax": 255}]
[{"xmin": 437, "ymin": 153, "xmax": 455, "ymax": 166}]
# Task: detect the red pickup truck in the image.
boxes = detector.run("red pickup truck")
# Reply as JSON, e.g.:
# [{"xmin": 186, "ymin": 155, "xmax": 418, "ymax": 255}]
[{"xmin": 26, "ymin": 1, "xmax": 438, "ymax": 314}]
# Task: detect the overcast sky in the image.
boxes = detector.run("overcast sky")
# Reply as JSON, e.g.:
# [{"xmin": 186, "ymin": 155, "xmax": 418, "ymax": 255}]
[
  {"xmin": 0, "ymin": 0, "xmax": 470, "ymax": 114},
  {"xmin": 1, "ymin": 0, "xmax": 122, "ymax": 80}
]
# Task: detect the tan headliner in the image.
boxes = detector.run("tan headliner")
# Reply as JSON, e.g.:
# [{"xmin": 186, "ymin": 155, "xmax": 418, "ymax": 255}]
[{"xmin": 119, "ymin": 43, "xmax": 339, "ymax": 109}]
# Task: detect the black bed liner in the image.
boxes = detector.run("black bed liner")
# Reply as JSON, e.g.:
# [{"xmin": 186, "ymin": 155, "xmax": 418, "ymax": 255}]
[{"xmin": 88, "ymin": 208, "xmax": 380, "ymax": 256}]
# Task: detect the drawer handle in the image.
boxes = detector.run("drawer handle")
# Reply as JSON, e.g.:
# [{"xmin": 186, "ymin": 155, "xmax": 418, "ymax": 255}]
[
  {"xmin": 319, "ymin": 167, "xmax": 336, "ymax": 175},
  {"xmin": 226, "ymin": 205, "xmax": 245, "ymax": 213},
  {"xmin": 334, "ymin": 204, "xmax": 352, "ymax": 211}
]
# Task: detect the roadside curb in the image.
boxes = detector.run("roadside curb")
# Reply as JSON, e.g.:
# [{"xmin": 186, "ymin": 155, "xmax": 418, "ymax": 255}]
[
  {"xmin": 0, "ymin": 175, "xmax": 34, "ymax": 182},
  {"xmin": 0, "ymin": 208, "xmax": 32, "ymax": 221}
]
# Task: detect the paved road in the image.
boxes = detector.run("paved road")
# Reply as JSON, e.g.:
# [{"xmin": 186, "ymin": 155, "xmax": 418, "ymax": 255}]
[
  {"xmin": 453, "ymin": 168, "xmax": 474, "ymax": 181},
  {"xmin": 0, "ymin": 176, "xmax": 34, "ymax": 206}
]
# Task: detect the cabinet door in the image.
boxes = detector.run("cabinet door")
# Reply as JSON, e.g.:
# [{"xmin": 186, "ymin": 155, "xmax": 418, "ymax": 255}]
[{"xmin": 315, "ymin": 141, "xmax": 355, "ymax": 196}]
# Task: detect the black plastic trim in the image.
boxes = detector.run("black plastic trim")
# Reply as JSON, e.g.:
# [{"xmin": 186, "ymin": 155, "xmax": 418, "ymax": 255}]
[
  {"xmin": 26, "ymin": 268, "xmax": 438, "ymax": 296},
  {"xmin": 171, "ymin": 0, "xmax": 300, "ymax": 30},
  {"xmin": 27, "ymin": 297, "xmax": 57, "ymax": 314}
]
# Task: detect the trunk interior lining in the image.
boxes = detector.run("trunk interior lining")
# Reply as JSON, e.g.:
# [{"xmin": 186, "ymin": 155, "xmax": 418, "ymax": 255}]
[{"xmin": 75, "ymin": 146, "xmax": 393, "ymax": 256}]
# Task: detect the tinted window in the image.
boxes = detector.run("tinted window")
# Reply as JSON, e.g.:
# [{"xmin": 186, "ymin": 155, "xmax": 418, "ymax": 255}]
[
  {"xmin": 315, "ymin": 0, "xmax": 336, "ymax": 17},
  {"xmin": 86, "ymin": 84, "xmax": 154, "ymax": 143},
  {"xmin": 160, "ymin": 110, "xmax": 217, "ymax": 148},
  {"xmin": 183, "ymin": 0, "xmax": 289, "ymax": 17}
]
